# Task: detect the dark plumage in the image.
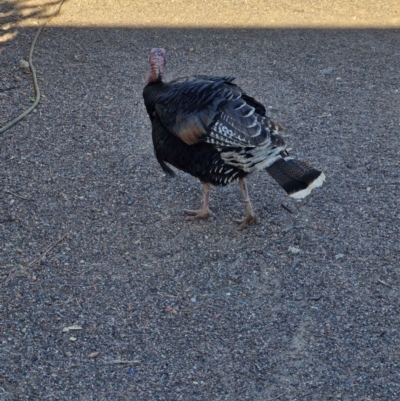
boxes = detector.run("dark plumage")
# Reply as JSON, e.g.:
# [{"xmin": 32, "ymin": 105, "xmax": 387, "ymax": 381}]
[{"xmin": 143, "ymin": 48, "xmax": 325, "ymax": 228}]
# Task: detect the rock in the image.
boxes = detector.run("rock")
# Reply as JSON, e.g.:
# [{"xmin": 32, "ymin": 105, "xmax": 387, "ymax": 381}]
[
  {"xmin": 62, "ymin": 325, "xmax": 83, "ymax": 333},
  {"xmin": 288, "ymin": 246, "xmax": 301, "ymax": 254},
  {"xmin": 320, "ymin": 67, "xmax": 334, "ymax": 75},
  {"xmin": 19, "ymin": 60, "xmax": 30, "ymax": 73},
  {"xmin": 19, "ymin": 60, "xmax": 29, "ymax": 69}
]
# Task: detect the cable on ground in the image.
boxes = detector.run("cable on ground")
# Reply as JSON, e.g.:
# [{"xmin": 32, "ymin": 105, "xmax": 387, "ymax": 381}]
[{"xmin": 0, "ymin": 0, "xmax": 66, "ymax": 135}]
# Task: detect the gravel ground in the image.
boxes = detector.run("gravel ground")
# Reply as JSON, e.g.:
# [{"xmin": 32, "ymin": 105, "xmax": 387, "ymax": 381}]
[{"xmin": 1, "ymin": 1, "xmax": 400, "ymax": 400}]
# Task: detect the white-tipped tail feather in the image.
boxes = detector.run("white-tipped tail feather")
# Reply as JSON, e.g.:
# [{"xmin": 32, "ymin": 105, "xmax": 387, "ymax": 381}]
[
  {"xmin": 266, "ymin": 158, "xmax": 325, "ymax": 199},
  {"xmin": 289, "ymin": 172, "xmax": 326, "ymax": 199}
]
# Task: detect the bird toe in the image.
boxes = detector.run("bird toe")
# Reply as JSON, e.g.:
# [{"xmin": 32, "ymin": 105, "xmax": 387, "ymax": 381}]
[
  {"xmin": 235, "ymin": 215, "xmax": 260, "ymax": 230},
  {"xmin": 184, "ymin": 209, "xmax": 215, "ymax": 220}
]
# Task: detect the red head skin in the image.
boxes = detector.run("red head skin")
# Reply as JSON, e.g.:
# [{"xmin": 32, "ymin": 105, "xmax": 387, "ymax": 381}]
[{"xmin": 147, "ymin": 48, "xmax": 166, "ymax": 83}]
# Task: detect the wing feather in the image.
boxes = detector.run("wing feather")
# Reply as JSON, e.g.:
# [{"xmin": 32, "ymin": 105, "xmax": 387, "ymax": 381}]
[{"xmin": 154, "ymin": 75, "xmax": 282, "ymax": 148}]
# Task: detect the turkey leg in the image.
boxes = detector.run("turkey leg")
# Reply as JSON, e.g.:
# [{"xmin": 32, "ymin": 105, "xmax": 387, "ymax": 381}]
[
  {"xmin": 184, "ymin": 183, "xmax": 216, "ymax": 220},
  {"xmin": 236, "ymin": 178, "xmax": 259, "ymax": 230}
]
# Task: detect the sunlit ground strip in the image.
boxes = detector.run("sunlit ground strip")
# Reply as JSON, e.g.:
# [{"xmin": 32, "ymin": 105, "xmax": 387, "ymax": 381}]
[{"xmin": 1, "ymin": 0, "xmax": 399, "ymax": 29}]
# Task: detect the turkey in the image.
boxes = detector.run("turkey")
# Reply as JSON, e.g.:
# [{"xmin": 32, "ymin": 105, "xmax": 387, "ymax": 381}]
[{"xmin": 143, "ymin": 48, "xmax": 325, "ymax": 229}]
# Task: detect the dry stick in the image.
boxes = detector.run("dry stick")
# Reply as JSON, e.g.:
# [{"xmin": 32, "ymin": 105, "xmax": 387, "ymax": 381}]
[
  {"xmin": 281, "ymin": 202, "xmax": 294, "ymax": 214},
  {"xmin": 266, "ymin": 390, "xmax": 289, "ymax": 401},
  {"xmin": 4, "ymin": 190, "xmax": 35, "ymax": 201},
  {"xmin": 66, "ymin": 360, "xmax": 140, "ymax": 370},
  {"xmin": 66, "ymin": 364, "xmax": 81, "ymax": 369},
  {"xmin": 377, "ymin": 279, "xmax": 391, "ymax": 288},
  {"xmin": 345, "ymin": 178, "xmax": 400, "ymax": 186},
  {"xmin": 3, "ymin": 234, "xmax": 65, "ymax": 281},
  {"xmin": 0, "ymin": 218, "xmax": 20, "ymax": 224},
  {"xmin": 27, "ymin": 234, "xmax": 68, "ymax": 268},
  {"xmin": 4, "ymin": 235, "xmax": 67, "ymax": 283},
  {"xmin": 0, "ymin": 86, "xmax": 18, "ymax": 92},
  {"xmin": 105, "ymin": 360, "xmax": 140, "ymax": 365}
]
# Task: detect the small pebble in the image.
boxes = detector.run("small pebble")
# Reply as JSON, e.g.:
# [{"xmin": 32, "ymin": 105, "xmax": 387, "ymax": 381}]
[
  {"xmin": 190, "ymin": 297, "xmax": 196, "ymax": 303},
  {"xmin": 165, "ymin": 306, "xmax": 178, "ymax": 314},
  {"xmin": 19, "ymin": 59, "xmax": 29, "ymax": 70},
  {"xmin": 62, "ymin": 325, "xmax": 83, "ymax": 333},
  {"xmin": 288, "ymin": 246, "xmax": 301, "ymax": 254},
  {"xmin": 69, "ymin": 337, "xmax": 77, "ymax": 342},
  {"xmin": 320, "ymin": 67, "xmax": 334, "ymax": 75},
  {"xmin": 88, "ymin": 352, "xmax": 99, "ymax": 359},
  {"xmin": 335, "ymin": 253, "xmax": 345, "ymax": 260}
]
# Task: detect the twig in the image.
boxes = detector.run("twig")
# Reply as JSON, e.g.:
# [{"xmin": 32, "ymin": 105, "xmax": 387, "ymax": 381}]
[
  {"xmin": 66, "ymin": 364, "xmax": 81, "ymax": 369},
  {"xmin": 65, "ymin": 359, "xmax": 140, "ymax": 371},
  {"xmin": 377, "ymin": 279, "xmax": 391, "ymax": 288},
  {"xmin": 369, "ymin": 181, "xmax": 400, "ymax": 186},
  {"xmin": 0, "ymin": 86, "xmax": 18, "ymax": 92},
  {"xmin": 345, "ymin": 178, "xmax": 400, "ymax": 186},
  {"xmin": 4, "ymin": 190, "xmax": 35, "ymax": 201},
  {"xmin": 267, "ymin": 390, "xmax": 289, "ymax": 401},
  {"xmin": 281, "ymin": 203, "xmax": 294, "ymax": 214},
  {"xmin": 5, "ymin": 234, "xmax": 68, "ymax": 283},
  {"xmin": 104, "ymin": 360, "xmax": 140, "ymax": 365},
  {"xmin": 27, "ymin": 234, "xmax": 68, "ymax": 268},
  {"xmin": 0, "ymin": 218, "xmax": 20, "ymax": 224}
]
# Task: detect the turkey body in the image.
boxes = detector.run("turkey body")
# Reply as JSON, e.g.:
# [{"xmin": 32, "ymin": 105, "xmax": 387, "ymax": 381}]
[
  {"xmin": 144, "ymin": 77, "xmax": 253, "ymax": 186},
  {"xmin": 143, "ymin": 53, "xmax": 325, "ymax": 228}
]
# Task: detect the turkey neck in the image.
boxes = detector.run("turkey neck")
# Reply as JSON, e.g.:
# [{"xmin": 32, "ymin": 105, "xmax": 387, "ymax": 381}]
[{"xmin": 143, "ymin": 81, "xmax": 168, "ymax": 118}]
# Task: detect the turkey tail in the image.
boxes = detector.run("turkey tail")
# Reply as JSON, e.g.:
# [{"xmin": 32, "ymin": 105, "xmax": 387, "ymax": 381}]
[{"xmin": 266, "ymin": 157, "xmax": 325, "ymax": 199}]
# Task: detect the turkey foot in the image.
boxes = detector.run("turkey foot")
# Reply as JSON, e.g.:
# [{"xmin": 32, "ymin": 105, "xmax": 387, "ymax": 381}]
[
  {"xmin": 184, "ymin": 208, "xmax": 215, "ymax": 220},
  {"xmin": 236, "ymin": 213, "xmax": 260, "ymax": 230},
  {"xmin": 184, "ymin": 183, "xmax": 215, "ymax": 221},
  {"xmin": 236, "ymin": 178, "xmax": 259, "ymax": 229}
]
